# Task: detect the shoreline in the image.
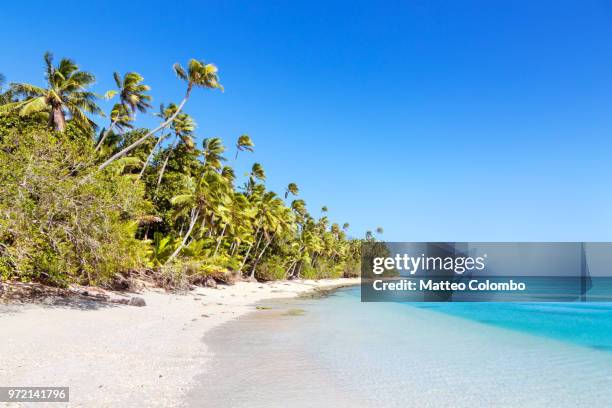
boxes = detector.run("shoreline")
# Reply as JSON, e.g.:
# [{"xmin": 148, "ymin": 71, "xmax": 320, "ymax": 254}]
[
  {"xmin": 0, "ymin": 278, "xmax": 359, "ymax": 407},
  {"xmin": 188, "ymin": 289, "xmax": 612, "ymax": 408}
]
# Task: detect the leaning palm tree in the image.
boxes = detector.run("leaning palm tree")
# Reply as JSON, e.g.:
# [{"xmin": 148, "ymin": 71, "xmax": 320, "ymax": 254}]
[
  {"xmin": 285, "ymin": 182, "xmax": 299, "ymax": 199},
  {"xmin": 166, "ymin": 170, "xmax": 229, "ymax": 263},
  {"xmin": 0, "ymin": 52, "xmax": 102, "ymax": 132},
  {"xmin": 153, "ymin": 105, "xmax": 196, "ymax": 188},
  {"xmin": 112, "ymin": 72, "xmax": 152, "ymax": 114},
  {"xmin": 136, "ymin": 103, "xmax": 176, "ymax": 181},
  {"xmin": 249, "ymin": 195, "xmax": 295, "ymax": 278},
  {"xmin": 165, "ymin": 176, "xmax": 204, "ymax": 264},
  {"xmin": 95, "ymin": 103, "xmax": 134, "ymax": 151},
  {"xmin": 99, "ymin": 58, "xmax": 222, "ymax": 170},
  {"xmin": 95, "ymin": 72, "xmax": 151, "ymax": 151},
  {"xmin": 235, "ymin": 134, "xmax": 254, "ymax": 159}
]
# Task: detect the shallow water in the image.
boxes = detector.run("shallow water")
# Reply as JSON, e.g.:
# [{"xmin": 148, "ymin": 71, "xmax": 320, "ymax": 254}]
[{"xmin": 188, "ymin": 286, "xmax": 612, "ymax": 407}]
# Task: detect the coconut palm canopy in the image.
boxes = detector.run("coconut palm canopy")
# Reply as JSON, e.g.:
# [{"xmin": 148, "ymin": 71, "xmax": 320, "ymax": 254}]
[
  {"xmin": 0, "ymin": 52, "xmax": 102, "ymax": 132},
  {"xmin": 0, "ymin": 52, "xmax": 378, "ymax": 287}
]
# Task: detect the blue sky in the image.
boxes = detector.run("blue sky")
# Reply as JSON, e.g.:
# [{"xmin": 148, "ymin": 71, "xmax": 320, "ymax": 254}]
[{"xmin": 2, "ymin": 0, "xmax": 612, "ymax": 241}]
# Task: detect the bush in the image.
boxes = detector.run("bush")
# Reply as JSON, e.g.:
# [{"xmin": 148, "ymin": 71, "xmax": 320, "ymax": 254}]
[
  {"xmin": 0, "ymin": 129, "xmax": 149, "ymax": 286},
  {"xmin": 300, "ymin": 259, "xmax": 344, "ymax": 280},
  {"xmin": 255, "ymin": 256, "xmax": 287, "ymax": 281},
  {"xmin": 301, "ymin": 263, "xmax": 318, "ymax": 279},
  {"xmin": 343, "ymin": 259, "xmax": 360, "ymax": 278}
]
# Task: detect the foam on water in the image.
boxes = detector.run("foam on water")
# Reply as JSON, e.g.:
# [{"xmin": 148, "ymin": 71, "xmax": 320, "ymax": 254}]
[{"xmin": 188, "ymin": 286, "xmax": 612, "ymax": 407}]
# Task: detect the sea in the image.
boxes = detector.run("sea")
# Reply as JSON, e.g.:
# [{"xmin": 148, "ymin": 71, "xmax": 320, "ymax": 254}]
[{"xmin": 187, "ymin": 285, "xmax": 612, "ymax": 407}]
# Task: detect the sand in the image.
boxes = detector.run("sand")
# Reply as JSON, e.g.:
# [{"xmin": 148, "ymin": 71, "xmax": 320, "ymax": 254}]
[{"xmin": 0, "ymin": 278, "xmax": 359, "ymax": 407}]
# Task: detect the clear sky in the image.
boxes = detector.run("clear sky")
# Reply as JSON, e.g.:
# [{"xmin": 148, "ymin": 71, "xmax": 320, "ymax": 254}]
[{"xmin": 2, "ymin": 0, "xmax": 612, "ymax": 241}]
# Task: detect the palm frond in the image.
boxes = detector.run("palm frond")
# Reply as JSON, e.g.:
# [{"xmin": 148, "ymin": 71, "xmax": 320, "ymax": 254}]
[
  {"xmin": 18, "ymin": 97, "xmax": 48, "ymax": 116},
  {"xmin": 10, "ymin": 83, "xmax": 46, "ymax": 97},
  {"xmin": 173, "ymin": 63, "xmax": 187, "ymax": 81}
]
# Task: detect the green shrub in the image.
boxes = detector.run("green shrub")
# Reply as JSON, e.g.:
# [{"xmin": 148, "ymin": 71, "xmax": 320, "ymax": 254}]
[
  {"xmin": 301, "ymin": 263, "xmax": 318, "ymax": 279},
  {"xmin": 0, "ymin": 129, "xmax": 149, "ymax": 286},
  {"xmin": 255, "ymin": 256, "xmax": 287, "ymax": 281},
  {"xmin": 299, "ymin": 259, "xmax": 347, "ymax": 280},
  {"xmin": 342, "ymin": 259, "xmax": 361, "ymax": 277}
]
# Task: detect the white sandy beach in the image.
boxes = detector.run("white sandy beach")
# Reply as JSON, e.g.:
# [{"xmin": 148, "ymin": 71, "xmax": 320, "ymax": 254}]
[{"xmin": 0, "ymin": 278, "xmax": 359, "ymax": 407}]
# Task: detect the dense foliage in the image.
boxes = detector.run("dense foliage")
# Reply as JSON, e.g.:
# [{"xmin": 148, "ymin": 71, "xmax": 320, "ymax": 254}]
[{"xmin": 0, "ymin": 54, "xmax": 381, "ymax": 287}]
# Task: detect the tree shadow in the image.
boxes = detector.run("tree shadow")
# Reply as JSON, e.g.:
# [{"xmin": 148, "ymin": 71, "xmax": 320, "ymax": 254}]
[
  {"xmin": 1, "ymin": 294, "xmax": 123, "ymax": 311},
  {"xmin": 1, "ymin": 281, "xmax": 128, "ymax": 312}
]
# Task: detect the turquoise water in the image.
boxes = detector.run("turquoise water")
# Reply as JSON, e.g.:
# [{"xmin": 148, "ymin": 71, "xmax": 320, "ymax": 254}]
[
  {"xmin": 411, "ymin": 301, "xmax": 612, "ymax": 352},
  {"xmin": 191, "ymin": 286, "xmax": 612, "ymax": 407}
]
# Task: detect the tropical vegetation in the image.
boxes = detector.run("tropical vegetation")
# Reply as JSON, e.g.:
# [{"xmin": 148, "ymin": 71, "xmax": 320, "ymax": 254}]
[{"xmin": 0, "ymin": 53, "xmax": 382, "ymax": 288}]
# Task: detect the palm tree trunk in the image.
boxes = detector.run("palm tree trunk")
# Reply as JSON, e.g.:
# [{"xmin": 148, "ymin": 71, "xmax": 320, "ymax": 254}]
[
  {"xmin": 213, "ymin": 224, "xmax": 227, "ymax": 257},
  {"xmin": 289, "ymin": 245, "xmax": 305, "ymax": 279},
  {"xmin": 238, "ymin": 226, "xmax": 260, "ymax": 275},
  {"xmin": 166, "ymin": 207, "xmax": 199, "ymax": 264},
  {"xmin": 154, "ymin": 146, "xmax": 174, "ymax": 195},
  {"xmin": 99, "ymin": 83, "xmax": 192, "ymax": 170},
  {"xmin": 285, "ymin": 260, "xmax": 297, "ymax": 279},
  {"xmin": 238, "ymin": 241, "xmax": 253, "ymax": 275},
  {"xmin": 51, "ymin": 106, "xmax": 65, "ymax": 132},
  {"xmin": 206, "ymin": 214, "xmax": 217, "ymax": 238},
  {"xmin": 197, "ymin": 216, "xmax": 208, "ymax": 237},
  {"xmin": 251, "ymin": 228, "xmax": 264, "ymax": 258},
  {"xmin": 250, "ymin": 232, "xmax": 275, "ymax": 278},
  {"xmin": 94, "ymin": 119, "xmax": 117, "ymax": 152},
  {"xmin": 297, "ymin": 262, "xmax": 303, "ymax": 278},
  {"xmin": 137, "ymin": 133, "xmax": 166, "ymax": 179}
]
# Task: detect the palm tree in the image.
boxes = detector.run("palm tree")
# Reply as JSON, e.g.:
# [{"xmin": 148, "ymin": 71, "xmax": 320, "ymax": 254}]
[
  {"xmin": 138, "ymin": 133, "xmax": 167, "ymax": 180},
  {"xmin": 211, "ymin": 193, "xmax": 234, "ymax": 257},
  {"xmin": 165, "ymin": 175, "xmax": 206, "ymax": 264},
  {"xmin": 96, "ymin": 104, "xmax": 134, "ymax": 151},
  {"xmin": 235, "ymin": 134, "xmax": 254, "ymax": 159},
  {"xmin": 251, "ymin": 163, "xmax": 265, "ymax": 180},
  {"xmin": 285, "ymin": 182, "xmax": 299, "ymax": 199},
  {"xmin": 95, "ymin": 72, "xmax": 151, "ymax": 151},
  {"xmin": 221, "ymin": 166, "xmax": 235, "ymax": 182},
  {"xmin": 202, "ymin": 137, "xmax": 226, "ymax": 171},
  {"xmin": 153, "ymin": 105, "xmax": 196, "ymax": 188},
  {"xmin": 99, "ymin": 58, "xmax": 222, "ymax": 170},
  {"xmin": 249, "ymin": 192, "xmax": 293, "ymax": 278},
  {"xmin": 112, "ymin": 72, "xmax": 152, "ymax": 114},
  {"xmin": 225, "ymin": 193, "xmax": 256, "ymax": 256},
  {"xmin": 246, "ymin": 163, "xmax": 266, "ymax": 195},
  {"xmin": 0, "ymin": 52, "xmax": 102, "ymax": 132}
]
